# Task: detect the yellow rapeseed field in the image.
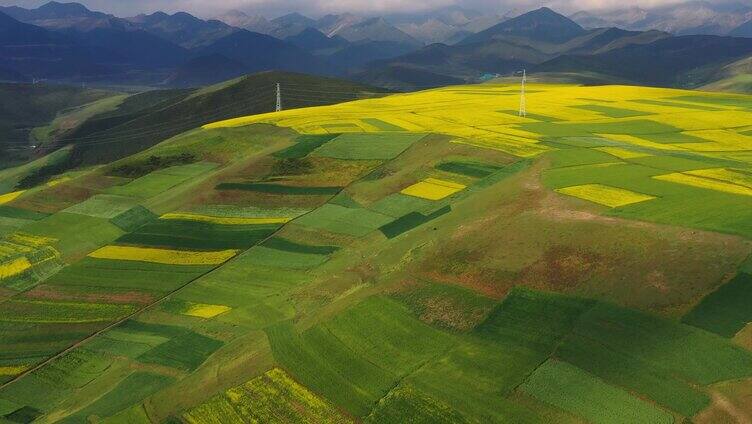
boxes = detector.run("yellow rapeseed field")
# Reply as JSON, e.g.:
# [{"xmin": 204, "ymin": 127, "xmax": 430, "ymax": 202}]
[
  {"xmin": 89, "ymin": 246, "xmax": 238, "ymax": 265},
  {"xmin": 556, "ymin": 184, "xmax": 656, "ymax": 208},
  {"xmin": 654, "ymin": 173, "xmax": 752, "ymax": 196},
  {"xmin": 0, "ymin": 257, "xmax": 32, "ymax": 279},
  {"xmin": 182, "ymin": 303, "xmax": 232, "ymax": 319},
  {"xmin": 401, "ymin": 178, "xmax": 466, "ymax": 200},
  {"xmin": 685, "ymin": 168, "xmax": 752, "ymax": 188},
  {"xmin": 596, "ymin": 147, "xmax": 650, "ymax": 159},
  {"xmin": 0, "ymin": 365, "xmax": 28, "ymax": 376},
  {"xmin": 201, "ymin": 83, "xmax": 752, "ymax": 173},
  {"xmin": 680, "ymin": 130, "xmax": 752, "ymax": 152},
  {"xmin": 0, "ymin": 191, "xmax": 24, "ymax": 205},
  {"xmin": 160, "ymin": 212, "xmax": 291, "ymax": 225},
  {"xmin": 7, "ymin": 233, "xmax": 56, "ymax": 248}
]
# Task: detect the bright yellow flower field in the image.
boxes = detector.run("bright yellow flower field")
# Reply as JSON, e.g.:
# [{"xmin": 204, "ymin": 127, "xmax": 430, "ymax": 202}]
[
  {"xmin": 556, "ymin": 184, "xmax": 656, "ymax": 208},
  {"xmin": 401, "ymin": 178, "xmax": 466, "ymax": 200},
  {"xmin": 182, "ymin": 303, "xmax": 232, "ymax": 319},
  {"xmin": 89, "ymin": 246, "xmax": 238, "ymax": 265},
  {"xmin": 160, "ymin": 212, "xmax": 291, "ymax": 225},
  {"xmin": 0, "ymin": 257, "xmax": 32, "ymax": 279}
]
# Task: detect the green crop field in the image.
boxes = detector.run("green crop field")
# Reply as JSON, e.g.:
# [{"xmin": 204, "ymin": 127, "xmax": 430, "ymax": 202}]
[
  {"xmin": 520, "ymin": 360, "xmax": 674, "ymax": 424},
  {"xmin": 2, "ymin": 79, "xmax": 752, "ymax": 423}
]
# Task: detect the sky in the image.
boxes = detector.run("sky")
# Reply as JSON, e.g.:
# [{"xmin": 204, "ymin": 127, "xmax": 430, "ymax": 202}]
[{"xmin": 0, "ymin": 0, "xmax": 736, "ymax": 18}]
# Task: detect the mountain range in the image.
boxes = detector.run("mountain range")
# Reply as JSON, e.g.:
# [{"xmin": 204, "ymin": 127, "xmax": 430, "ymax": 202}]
[
  {"xmin": 359, "ymin": 7, "xmax": 752, "ymax": 90},
  {"xmin": 214, "ymin": 7, "xmax": 502, "ymax": 46},
  {"xmin": 1, "ymin": 2, "xmax": 752, "ymax": 92},
  {"xmin": 571, "ymin": 2, "xmax": 752, "ymax": 37}
]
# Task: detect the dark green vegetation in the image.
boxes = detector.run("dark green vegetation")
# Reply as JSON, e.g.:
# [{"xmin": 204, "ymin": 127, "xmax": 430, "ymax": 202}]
[
  {"xmin": 117, "ymin": 219, "xmax": 280, "ymax": 250},
  {"xmin": 216, "ymin": 182, "xmax": 343, "ymax": 195},
  {"xmin": 273, "ymin": 134, "xmax": 340, "ymax": 159},
  {"xmin": 435, "ymin": 161, "xmax": 501, "ymax": 178},
  {"xmin": 0, "ymin": 83, "xmax": 113, "ymax": 167},
  {"xmin": 379, "ymin": 205, "xmax": 451, "ymax": 238},
  {"xmin": 682, "ymin": 273, "xmax": 752, "ymax": 338},
  {"xmin": 108, "ymin": 154, "xmax": 197, "ymax": 179}
]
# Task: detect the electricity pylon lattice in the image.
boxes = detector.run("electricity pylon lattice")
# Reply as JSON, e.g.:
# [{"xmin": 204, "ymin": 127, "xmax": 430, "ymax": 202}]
[
  {"xmin": 275, "ymin": 83, "xmax": 282, "ymax": 112},
  {"xmin": 518, "ymin": 69, "xmax": 527, "ymax": 117}
]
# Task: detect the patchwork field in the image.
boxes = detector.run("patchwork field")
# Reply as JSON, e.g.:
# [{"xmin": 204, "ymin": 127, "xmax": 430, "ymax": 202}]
[{"xmin": 0, "ymin": 81, "xmax": 751, "ymax": 423}]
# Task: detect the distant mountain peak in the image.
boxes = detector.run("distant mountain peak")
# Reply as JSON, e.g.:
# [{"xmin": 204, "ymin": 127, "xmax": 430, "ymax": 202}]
[
  {"xmin": 37, "ymin": 1, "xmax": 95, "ymax": 17},
  {"xmin": 460, "ymin": 6, "xmax": 586, "ymax": 44},
  {"xmin": 273, "ymin": 12, "xmax": 314, "ymax": 24}
]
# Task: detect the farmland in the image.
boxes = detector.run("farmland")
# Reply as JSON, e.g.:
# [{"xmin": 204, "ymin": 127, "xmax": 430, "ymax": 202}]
[{"xmin": 0, "ymin": 80, "xmax": 751, "ymax": 423}]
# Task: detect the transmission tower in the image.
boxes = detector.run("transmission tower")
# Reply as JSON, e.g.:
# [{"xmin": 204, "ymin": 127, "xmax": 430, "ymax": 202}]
[
  {"xmin": 518, "ymin": 69, "xmax": 527, "ymax": 117},
  {"xmin": 275, "ymin": 83, "xmax": 282, "ymax": 112}
]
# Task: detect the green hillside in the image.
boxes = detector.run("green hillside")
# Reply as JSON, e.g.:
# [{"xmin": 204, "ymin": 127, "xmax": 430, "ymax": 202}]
[
  {"xmin": 0, "ymin": 81, "xmax": 752, "ymax": 423},
  {"xmin": 701, "ymin": 56, "xmax": 752, "ymax": 94},
  {"xmin": 0, "ymin": 83, "xmax": 115, "ymax": 168},
  {"xmin": 11, "ymin": 72, "xmax": 388, "ymax": 190},
  {"xmin": 62, "ymin": 72, "xmax": 387, "ymax": 166}
]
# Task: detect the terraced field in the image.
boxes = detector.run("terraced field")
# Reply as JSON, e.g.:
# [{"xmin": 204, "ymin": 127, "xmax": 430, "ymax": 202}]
[{"xmin": 0, "ymin": 82, "xmax": 751, "ymax": 423}]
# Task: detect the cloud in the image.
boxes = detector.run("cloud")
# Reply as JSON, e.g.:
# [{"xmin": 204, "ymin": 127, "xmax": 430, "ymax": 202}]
[{"xmin": 0, "ymin": 0, "xmax": 735, "ymax": 18}]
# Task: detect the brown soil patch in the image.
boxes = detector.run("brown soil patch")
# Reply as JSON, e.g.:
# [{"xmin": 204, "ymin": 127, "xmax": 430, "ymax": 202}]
[
  {"xmin": 695, "ymin": 391, "xmax": 752, "ymax": 424},
  {"xmin": 14, "ymin": 183, "xmax": 94, "ymax": 213},
  {"xmin": 520, "ymin": 245, "xmax": 601, "ymax": 290},
  {"xmin": 23, "ymin": 285, "xmax": 155, "ymax": 304}
]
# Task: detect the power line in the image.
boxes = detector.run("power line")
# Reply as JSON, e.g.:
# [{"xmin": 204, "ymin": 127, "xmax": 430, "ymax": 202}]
[
  {"xmin": 518, "ymin": 69, "xmax": 527, "ymax": 118},
  {"xmin": 275, "ymin": 82, "xmax": 282, "ymax": 112}
]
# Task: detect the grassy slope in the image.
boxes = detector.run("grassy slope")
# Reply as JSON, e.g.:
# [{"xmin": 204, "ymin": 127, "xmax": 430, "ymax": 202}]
[
  {"xmin": 0, "ymin": 84, "xmax": 115, "ymax": 167},
  {"xmin": 61, "ymin": 71, "xmax": 389, "ymax": 166},
  {"xmin": 701, "ymin": 56, "xmax": 752, "ymax": 94},
  {"xmin": 1, "ymin": 83, "xmax": 752, "ymax": 423}
]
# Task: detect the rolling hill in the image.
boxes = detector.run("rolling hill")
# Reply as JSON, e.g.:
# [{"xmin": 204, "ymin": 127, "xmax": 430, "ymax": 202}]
[
  {"xmin": 0, "ymin": 78, "xmax": 752, "ymax": 423},
  {"xmin": 0, "ymin": 83, "xmax": 114, "ymax": 167},
  {"xmin": 701, "ymin": 55, "xmax": 752, "ymax": 93},
  {"xmin": 31, "ymin": 71, "xmax": 388, "ymax": 170}
]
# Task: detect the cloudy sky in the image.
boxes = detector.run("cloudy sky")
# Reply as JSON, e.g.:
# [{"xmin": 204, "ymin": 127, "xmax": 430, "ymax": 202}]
[{"xmin": 0, "ymin": 0, "xmax": 733, "ymax": 18}]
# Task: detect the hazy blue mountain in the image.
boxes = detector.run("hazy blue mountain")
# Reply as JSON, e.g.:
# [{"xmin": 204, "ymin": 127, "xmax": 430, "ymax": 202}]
[
  {"xmin": 460, "ymin": 7, "xmax": 587, "ymax": 45},
  {"xmin": 270, "ymin": 12, "xmax": 316, "ymax": 38},
  {"xmin": 196, "ymin": 29, "xmax": 330, "ymax": 76},
  {"xmin": 730, "ymin": 21, "xmax": 752, "ymax": 38},
  {"xmin": 164, "ymin": 53, "xmax": 248, "ymax": 87},
  {"xmin": 535, "ymin": 35, "xmax": 752, "ymax": 86},
  {"xmin": 328, "ymin": 40, "xmax": 417, "ymax": 71},
  {"xmin": 285, "ymin": 27, "xmax": 349, "ymax": 52},
  {"xmin": 214, "ymin": 9, "xmax": 275, "ymax": 34},
  {"xmin": 0, "ymin": 11, "xmax": 108, "ymax": 79},
  {"xmin": 0, "ymin": 1, "xmax": 129, "ymax": 31},
  {"xmin": 126, "ymin": 11, "xmax": 238, "ymax": 48},
  {"xmin": 571, "ymin": 2, "xmax": 752, "ymax": 36}
]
